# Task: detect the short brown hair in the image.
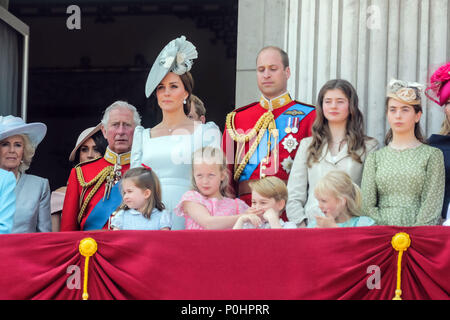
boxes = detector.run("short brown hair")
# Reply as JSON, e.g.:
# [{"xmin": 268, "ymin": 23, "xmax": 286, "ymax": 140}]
[
  {"xmin": 190, "ymin": 94, "xmax": 206, "ymax": 117},
  {"xmin": 257, "ymin": 46, "xmax": 290, "ymax": 69}
]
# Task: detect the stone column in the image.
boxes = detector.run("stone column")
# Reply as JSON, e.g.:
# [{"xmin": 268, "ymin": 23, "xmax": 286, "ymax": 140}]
[
  {"xmin": 0, "ymin": 1, "xmax": 9, "ymax": 9},
  {"xmin": 235, "ymin": 0, "xmax": 289, "ymax": 106}
]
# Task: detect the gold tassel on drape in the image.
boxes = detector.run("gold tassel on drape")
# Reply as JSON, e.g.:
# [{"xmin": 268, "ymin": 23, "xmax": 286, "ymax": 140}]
[
  {"xmin": 79, "ymin": 237, "xmax": 98, "ymax": 300},
  {"xmin": 391, "ymin": 232, "xmax": 411, "ymax": 300}
]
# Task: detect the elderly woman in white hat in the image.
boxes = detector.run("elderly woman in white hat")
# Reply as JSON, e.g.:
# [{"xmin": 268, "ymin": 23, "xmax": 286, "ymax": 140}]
[
  {"xmin": 0, "ymin": 115, "xmax": 51, "ymax": 233},
  {"xmin": 50, "ymin": 124, "xmax": 107, "ymax": 231}
]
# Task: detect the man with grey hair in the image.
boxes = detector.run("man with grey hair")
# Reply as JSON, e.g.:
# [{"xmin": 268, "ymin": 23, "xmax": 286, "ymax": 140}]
[{"xmin": 61, "ymin": 101, "xmax": 141, "ymax": 231}]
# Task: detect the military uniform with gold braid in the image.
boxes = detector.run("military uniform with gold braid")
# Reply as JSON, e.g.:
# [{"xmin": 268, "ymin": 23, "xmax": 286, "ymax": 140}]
[
  {"xmin": 222, "ymin": 92, "xmax": 316, "ymax": 215},
  {"xmin": 61, "ymin": 147, "xmax": 130, "ymax": 231}
]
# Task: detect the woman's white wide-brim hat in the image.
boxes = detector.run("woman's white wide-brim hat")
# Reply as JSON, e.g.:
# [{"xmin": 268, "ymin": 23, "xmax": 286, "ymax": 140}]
[
  {"xmin": 69, "ymin": 123, "xmax": 102, "ymax": 162},
  {"xmin": 0, "ymin": 115, "xmax": 47, "ymax": 148},
  {"xmin": 145, "ymin": 35, "xmax": 198, "ymax": 98}
]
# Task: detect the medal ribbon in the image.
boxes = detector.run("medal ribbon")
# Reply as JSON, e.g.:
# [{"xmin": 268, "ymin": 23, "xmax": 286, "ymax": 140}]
[{"xmin": 239, "ymin": 103, "xmax": 314, "ymax": 181}]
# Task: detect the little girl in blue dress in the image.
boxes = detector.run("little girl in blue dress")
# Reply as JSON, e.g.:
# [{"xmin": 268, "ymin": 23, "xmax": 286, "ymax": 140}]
[{"xmin": 109, "ymin": 165, "xmax": 172, "ymax": 230}]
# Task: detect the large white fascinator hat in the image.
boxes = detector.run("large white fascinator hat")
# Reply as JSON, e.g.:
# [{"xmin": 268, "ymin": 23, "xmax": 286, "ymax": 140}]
[
  {"xmin": 145, "ymin": 35, "xmax": 198, "ymax": 98},
  {"xmin": 0, "ymin": 115, "xmax": 47, "ymax": 148}
]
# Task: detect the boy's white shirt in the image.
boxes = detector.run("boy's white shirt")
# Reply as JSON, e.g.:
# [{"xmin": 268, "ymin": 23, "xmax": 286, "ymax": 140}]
[{"xmin": 242, "ymin": 219, "xmax": 297, "ymax": 229}]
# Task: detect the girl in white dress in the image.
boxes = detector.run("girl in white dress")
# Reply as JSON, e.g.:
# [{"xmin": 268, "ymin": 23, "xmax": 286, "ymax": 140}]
[{"xmin": 131, "ymin": 36, "xmax": 221, "ymax": 230}]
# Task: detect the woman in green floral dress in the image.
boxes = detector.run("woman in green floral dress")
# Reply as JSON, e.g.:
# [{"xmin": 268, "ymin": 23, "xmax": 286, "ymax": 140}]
[{"xmin": 361, "ymin": 79, "xmax": 445, "ymax": 226}]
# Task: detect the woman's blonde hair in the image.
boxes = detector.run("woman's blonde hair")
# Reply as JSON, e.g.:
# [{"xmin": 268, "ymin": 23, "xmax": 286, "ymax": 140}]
[
  {"xmin": 14, "ymin": 134, "xmax": 35, "ymax": 174},
  {"xmin": 314, "ymin": 170, "xmax": 362, "ymax": 217},
  {"xmin": 249, "ymin": 176, "xmax": 288, "ymax": 209},
  {"xmin": 118, "ymin": 167, "xmax": 165, "ymax": 218},
  {"xmin": 439, "ymin": 116, "xmax": 450, "ymax": 135},
  {"xmin": 191, "ymin": 146, "xmax": 233, "ymax": 198}
]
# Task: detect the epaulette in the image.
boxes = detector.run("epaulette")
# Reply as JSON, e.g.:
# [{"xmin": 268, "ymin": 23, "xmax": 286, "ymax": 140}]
[
  {"xmin": 75, "ymin": 162, "xmax": 115, "ymax": 224},
  {"xmin": 74, "ymin": 156, "xmax": 103, "ymax": 169},
  {"xmin": 232, "ymin": 101, "xmax": 259, "ymax": 113},
  {"xmin": 74, "ymin": 157, "xmax": 103, "ymax": 169},
  {"xmin": 294, "ymin": 100, "xmax": 316, "ymax": 109}
]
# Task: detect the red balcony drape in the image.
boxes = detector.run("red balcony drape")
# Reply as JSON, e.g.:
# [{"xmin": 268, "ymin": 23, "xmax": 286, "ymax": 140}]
[{"xmin": 0, "ymin": 226, "xmax": 449, "ymax": 300}]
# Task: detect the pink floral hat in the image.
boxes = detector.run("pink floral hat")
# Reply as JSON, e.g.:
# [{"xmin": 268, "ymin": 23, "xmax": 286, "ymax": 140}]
[{"xmin": 425, "ymin": 62, "xmax": 450, "ymax": 106}]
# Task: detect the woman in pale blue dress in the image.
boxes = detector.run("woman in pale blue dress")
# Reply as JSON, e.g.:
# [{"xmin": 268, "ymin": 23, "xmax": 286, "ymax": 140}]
[
  {"xmin": 0, "ymin": 168, "xmax": 15, "ymax": 234},
  {"xmin": 131, "ymin": 36, "xmax": 221, "ymax": 230}
]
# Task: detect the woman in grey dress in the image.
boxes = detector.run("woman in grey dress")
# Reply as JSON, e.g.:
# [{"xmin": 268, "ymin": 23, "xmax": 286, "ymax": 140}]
[{"xmin": 0, "ymin": 115, "xmax": 51, "ymax": 233}]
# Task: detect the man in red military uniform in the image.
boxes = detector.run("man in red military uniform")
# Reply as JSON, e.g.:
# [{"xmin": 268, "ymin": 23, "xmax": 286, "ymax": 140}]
[
  {"xmin": 61, "ymin": 101, "xmax": 141, "ymax": 231},
  {"xmin": 222, "ymin": 46, "xmax": 316, "ymax": 215}
]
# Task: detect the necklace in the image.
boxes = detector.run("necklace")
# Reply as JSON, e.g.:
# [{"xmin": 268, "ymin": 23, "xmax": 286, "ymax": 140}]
[
  {"xmin": 162, "ymin": 117, "xmax": 192, "ymax": 133},
  {"xmin": 329, "ymin": 138, "xmax": 346, "ymax": 153},
  {"xmin": 330, "ymin": 139, "xmax": 345, "ymax": 145},
  {"xmin": 389, "ymin": 140, "xmax": 422, "ymax": 150},
  {"xmin": 162, "ymin": 123, "xmax": 179, "ymax": 133}
]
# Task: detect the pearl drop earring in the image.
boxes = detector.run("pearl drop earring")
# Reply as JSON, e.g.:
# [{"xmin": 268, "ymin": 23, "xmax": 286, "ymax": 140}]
[{"xmin": 183, "ymin": 100, "xmax": 187, "ymax": 105}]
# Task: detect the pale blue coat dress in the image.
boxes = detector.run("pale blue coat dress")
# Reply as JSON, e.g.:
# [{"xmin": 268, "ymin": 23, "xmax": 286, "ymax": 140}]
[
  {"xmin": 131, "ymin": 122, "xmax": 222, "ymax": 230},
  {"xmin": 12, "ymin": 173, "xmax": 51, "ymax": 233},
  {"xmin": 0, "ymin": 169, "xmax": 16, "ymax": 234}
]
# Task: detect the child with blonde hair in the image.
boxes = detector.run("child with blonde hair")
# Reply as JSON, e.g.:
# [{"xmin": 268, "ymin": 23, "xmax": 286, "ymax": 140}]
[
  {"xmin": 309, "ymin": 170, "xmax": 375, "ymax": 228},
  {"xmin": 109, "ymin": 166, "xmax": 172, "ymax": 230},
  {"xmin": 233, "ymin": 176, "xmax": 297, "ymax": 229},
  {"xmin": 174, "ymin": 147, "xmax": 256, "ymax": 230}
]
